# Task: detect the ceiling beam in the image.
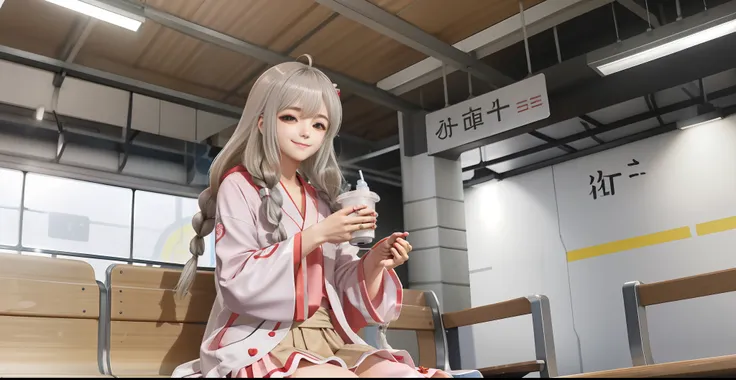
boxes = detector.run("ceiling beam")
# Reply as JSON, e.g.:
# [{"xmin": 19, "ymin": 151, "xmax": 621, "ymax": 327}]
[
  {"xmin": 313, "ymin": 0, "xmax": 514, "ymax": 89},
  {"xmin": 59, "ymin": 18, "xmax": 97, "ymax": 63},
  {"xmin": 0, "ymin": 44, "xmax": 242, "ymax": 118},
  {"xmin": 339, "ymin": 144, "xmax": 400, "ymax": 166},
  {"xmin": 222, "ymin": 12, "xmax": 340, "ymax": 102},
  {"xmin": 617, "ymin": 0, "xmax": 661, "ymax": 28},
  {"xmin": 136, "ymin": 3, "xmax": 420, "ymax": 114},
  {"xmin": 465, "ymin": 123, "xmax": 675, "ymax": 187},
  {"xmin": 340, "ymin": 163, "xmax": 401, "ymax": 182},
  {"xmin": 528, "ymin": 131, "xmax": 577, "ymax": 153},
  {"xmin": 463, "ymin": 82, "xmax": 736, "ymax": 177},
  {"xmin": 377, "ymin": 0, "xmax": 613, "ymax": 96},
  {"xmin": 342, "ymin": 167, "xmax": 402, "ymax": 187},
  {"xmin": 375, "ymin": 134, "xmax": 400, "ymax": 149},
  {"xmin": 507, "ymin": 101, "xmax": 735, "ymax": 180},
  {"xmin": 336, "ymin": 133, "xmax": 378, "ymax": 149}
]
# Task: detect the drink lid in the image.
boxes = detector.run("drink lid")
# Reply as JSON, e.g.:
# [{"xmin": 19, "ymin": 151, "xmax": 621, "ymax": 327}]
[{"xmin": 336, "ymin": 189, "xmax": 380, "ymax": 204}]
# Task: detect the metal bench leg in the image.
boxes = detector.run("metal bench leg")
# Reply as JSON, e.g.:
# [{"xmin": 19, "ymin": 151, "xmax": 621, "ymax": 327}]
[
  {"xmin": 425, "ymin": 291, "xmax": 451, "ymax": 371},
  {"xmin": 528, "ymin": 295, "xmax": 558, "ymax": 378},
  {"xmin": 445, "ymin": 327, "xmax": 461, "ymax": 370},
  {"xmin": 96, "ymin": 280, "xmax": 111, "ymax": 376},
  {"xmin": 623, "ymin": 281, "xmax": 654, "ymax": 366}
]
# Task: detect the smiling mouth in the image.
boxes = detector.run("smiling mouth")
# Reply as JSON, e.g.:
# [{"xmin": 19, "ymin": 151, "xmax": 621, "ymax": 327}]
[{"xmin": 292, "ymin": 140, "xmax": 311, "ymax": 148}]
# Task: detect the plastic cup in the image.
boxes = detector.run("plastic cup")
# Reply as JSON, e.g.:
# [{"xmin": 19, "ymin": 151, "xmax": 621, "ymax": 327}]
[{"xmin": 336, "ymin": 189, "xmax": 380, "ymax": 246}]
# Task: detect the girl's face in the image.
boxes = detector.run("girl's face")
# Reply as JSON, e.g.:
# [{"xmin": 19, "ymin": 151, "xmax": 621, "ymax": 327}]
[{"xmin": 271, "ymin": 101, "xmax": 330, "ymax": 164}]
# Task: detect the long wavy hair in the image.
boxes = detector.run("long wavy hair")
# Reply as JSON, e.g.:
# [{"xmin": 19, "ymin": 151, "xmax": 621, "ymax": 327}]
[{"xmin": 175, "ymin": 56, "xmax": 344, "ymax": 297}]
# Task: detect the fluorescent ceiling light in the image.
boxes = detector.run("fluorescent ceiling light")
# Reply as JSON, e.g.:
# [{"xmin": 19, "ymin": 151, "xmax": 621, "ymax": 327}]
[
  {"xmin": 678, "ymin": 116, "xmax": 722, "ymax": 130},
  {"xmin": 677, "ymin": 105, "xmax": 724, "ymax": 130},
  {"xmin": 589, "ymin": 2, "xmax": 736, "ymax": 76},
  {"xmin": 597, "ymin": 19, "xmax": 736, "ymax": 76},
  {"xmin": 44, "ymin": 0, "xmax": 144, "ymax": 32},
  {"xmin": 35, "ymin": 106, "xmax": 45, "ymax": 121}
]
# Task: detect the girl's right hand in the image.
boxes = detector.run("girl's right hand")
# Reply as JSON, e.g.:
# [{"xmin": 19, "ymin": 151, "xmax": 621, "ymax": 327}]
[{"xmin": 307, "ymin": 205, "xmax": 377, "ymax": 245}]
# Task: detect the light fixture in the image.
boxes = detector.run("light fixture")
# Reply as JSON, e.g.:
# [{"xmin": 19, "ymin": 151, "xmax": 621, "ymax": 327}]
[
  {"xmin": 677, "ymin": 104, "xmax": 723, "ymax": 130},
  {"xmin": 35, "ymin": 106, "xmax": 45, "ymax": 121},
  {"xmin": 589, "ymin": 1, "xmax": 736, "ymax": 76},
  {"xmin": 0, "ymin": 0, "xmax": 5, "ymax": 10},
  {"xmin": 44, "ymin": 0, "xmax": 144, "ymax": 32}
]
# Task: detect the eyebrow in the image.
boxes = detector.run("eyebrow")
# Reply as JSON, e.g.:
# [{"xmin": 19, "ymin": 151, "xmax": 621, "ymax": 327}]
[{"xmin": 285, "ymin": 107, "xmax": 329, "ymax": 122}]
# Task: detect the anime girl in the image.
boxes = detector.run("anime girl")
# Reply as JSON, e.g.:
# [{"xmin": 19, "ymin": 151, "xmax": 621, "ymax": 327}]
[{"xmin": 172, "ymin": 56, "xmax": 450, "ymax": 378}]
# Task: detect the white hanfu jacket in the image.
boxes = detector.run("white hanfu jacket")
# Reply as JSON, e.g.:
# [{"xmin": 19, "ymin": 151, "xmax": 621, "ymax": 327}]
[{"xmin": 172, "ymin": 166, "xmax": 410, "ymax": 378}]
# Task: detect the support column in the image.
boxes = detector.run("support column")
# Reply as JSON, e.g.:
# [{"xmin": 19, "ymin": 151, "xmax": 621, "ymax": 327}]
[{"xmin": 398, "ymin": 111, "xmax": 471, "ymax": 313}]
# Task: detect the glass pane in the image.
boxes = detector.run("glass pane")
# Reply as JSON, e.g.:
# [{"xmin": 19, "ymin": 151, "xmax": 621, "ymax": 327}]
[
  {"xmin": 20, "ymin": 251, "xmax": 52, "ymax": 257},
  {"xmin": 0, "ymin": 168, "xmax": 23, "ymax": 246},
  {"xmin": 133, "ymin": 191, "xmax": 215, "ymax": 267},
  {"xmin": 22, "ymin": 173, "xmax": 133, "ymax": 258}
]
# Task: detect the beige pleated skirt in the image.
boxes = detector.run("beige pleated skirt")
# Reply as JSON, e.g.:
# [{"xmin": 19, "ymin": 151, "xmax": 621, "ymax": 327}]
[
  {"xmin": 269, "ymin": 307, "xmax": 375, "ymax": 369},
  {"xmin": 232, "ymin": 307, "xmax": 437, "ymax": 378}
]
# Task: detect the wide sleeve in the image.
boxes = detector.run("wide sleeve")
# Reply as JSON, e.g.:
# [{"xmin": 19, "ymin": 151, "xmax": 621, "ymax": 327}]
[
  {"xmin": 333, "ymin": 240, "xmax": 403, "ymax": 332},
  {"xmin": 214, "ymin": 175, "xmax": 302, "ymax": 322}
]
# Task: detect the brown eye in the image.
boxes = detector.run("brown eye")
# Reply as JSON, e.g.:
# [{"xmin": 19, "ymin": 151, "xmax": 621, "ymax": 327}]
[
  {"xmin": 279, "ymin": 115, "xmax": 297, "ymax": 122},
  {"xmin": 313, "ymin": 123, "xmax": 327, "ymax": 130}
]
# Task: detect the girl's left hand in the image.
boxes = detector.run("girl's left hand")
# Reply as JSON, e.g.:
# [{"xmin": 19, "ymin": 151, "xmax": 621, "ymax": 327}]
[{"xmin": 368, "ymin": 232, "xmax": 412, "ymax": 270}]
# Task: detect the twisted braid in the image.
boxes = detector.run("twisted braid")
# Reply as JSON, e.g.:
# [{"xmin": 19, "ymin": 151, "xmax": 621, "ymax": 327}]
[{"xmin": 174, "ymin": 188, "xmax": 217, "ymax": 298}]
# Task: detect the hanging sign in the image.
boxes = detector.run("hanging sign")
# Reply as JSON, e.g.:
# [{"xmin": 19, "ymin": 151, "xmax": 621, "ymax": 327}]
[{"xmin": 425, "ymin": 73, "xmax": 550, "ymax": 155}]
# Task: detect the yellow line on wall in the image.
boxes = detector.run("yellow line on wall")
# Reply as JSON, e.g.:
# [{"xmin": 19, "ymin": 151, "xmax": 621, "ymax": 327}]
[
  {"xmin": 696, "ymin": 216, "xmax": 736, "ymax": 236},
  {"xmin": 567, "ymin": 227, "xmax": 692, "ymax": 262}
]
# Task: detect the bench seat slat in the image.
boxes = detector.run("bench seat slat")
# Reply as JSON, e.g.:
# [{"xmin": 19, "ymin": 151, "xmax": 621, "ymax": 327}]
[
  {"xmin": 477, "ymin": 360, "xmax": 545, "ymax": 378},
  {"xmin": 0, "ymin": 277, "xmax": 99, "ymax": 319},
  {"xmin": 107, "ymin": 265, "xmax": 214, "ymax": 377},
  {"xmin": 0, "ymin": 315, "xmax": 100, "ymax": 376},
  {"xmin": 109, "ymin": 320, "xmax": 206, "ymax": 376},
  {"xmin": 560, "ymin": 354, "xmax": 736, "ymax": 378},
  {"xmin": 110, "ymin": 286, "xmax": 213, "ymax": 323},
  {"xmin": 0, "ymin": 253, "xmax": 103, "ymax": 377}
]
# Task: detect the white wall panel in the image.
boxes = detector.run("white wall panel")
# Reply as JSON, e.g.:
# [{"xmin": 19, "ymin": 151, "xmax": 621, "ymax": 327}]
[
  {"xmin": 57, "ymin": 78, "xmax": 129, "ymax": 128},
  {"xmin": 160, "ymin": 100, "xmax": 196, "ymax": 141},
  {"xmin": 196, "ymin": 110, "xmax": 238, "ymax": 141},
  {"xmin": 465, "ymin": 116, "xmax": 736, "ymax": 375},
  {"xmin": 0, "ymin": 60, "xmax": 55, "ymax": 110},
  {"xmin": 131, "ymin": 94, "xmax": 160, "ymax": 134}
]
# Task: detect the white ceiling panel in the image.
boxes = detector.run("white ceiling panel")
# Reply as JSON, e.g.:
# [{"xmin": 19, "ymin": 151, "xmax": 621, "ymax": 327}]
[
  {"xmin": 588, "ymin": 97, "xmax": 650, "ymax": 124},
  {"xmin": 535, "ymin": 118, "xmax": 587, "ymax": 139},
  {"xmin": 481, "ymin": 133, "xmax": 542, "ymax": 162},
  {"xmin": 487, "ymin": 147, "xmax": 565, "ymax": 173}
]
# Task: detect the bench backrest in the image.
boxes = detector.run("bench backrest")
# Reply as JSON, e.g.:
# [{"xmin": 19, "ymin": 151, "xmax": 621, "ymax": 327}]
[
  {"xmin": 623, "ymin": 267, "xmax": 736, "ymax": 366},
  {"xmin": 0, "ymin": 253, "xmax": 103, "ymax": 376},
  {"xmin": 442, "ymin": 295, "xmax": 557, "ymax": 377},
  {"xmin": 386, "ymin": 289, "xmax": 445, "ymax": 369},
  {"xmin": 105, "ymin": 264, "xmax": 215, "ymax": 376}
]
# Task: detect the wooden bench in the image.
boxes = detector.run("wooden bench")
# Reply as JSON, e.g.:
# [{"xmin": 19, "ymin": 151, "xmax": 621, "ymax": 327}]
[
  {"xmin": 102, "ymin": 264, "xmax": 215, "ymax": 377},
  {"xmin": 0, "ymin": 253, "xmax": 107, "ymax": 377},
  {"xmin": 562, "ymin": 267, "xmax": 736, "ymax": 378},
  {"xmin": 364, "ymin": 290, "xmax": 558, "ymax": 378},
  {"xmin": 0, "ymin": 255, "xmax": 556, "ymax": 377}
]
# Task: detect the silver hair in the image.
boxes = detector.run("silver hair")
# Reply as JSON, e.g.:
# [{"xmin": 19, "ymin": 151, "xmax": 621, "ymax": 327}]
[{"xmin": 175, "ymin": 56, "xmax": 344, "ymax": 297}]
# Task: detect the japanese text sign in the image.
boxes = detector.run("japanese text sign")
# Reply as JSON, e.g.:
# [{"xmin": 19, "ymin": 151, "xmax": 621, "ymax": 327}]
[{"xmin": 425, "ymin": 73, "xmax": 550, "ymax": 155}]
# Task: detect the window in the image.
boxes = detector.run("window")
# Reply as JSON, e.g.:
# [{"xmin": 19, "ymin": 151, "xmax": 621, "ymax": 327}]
[
  {"xmin": 133, "ymin": 190, "xmax": 215, "ymax": 267},
  {"xmin": 0, "ymin": 168, "xmax": 23, "ymax": 247},
  {"xmin": 22, "ymin": 173, "xmax": 133, "ymax": 258}
]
